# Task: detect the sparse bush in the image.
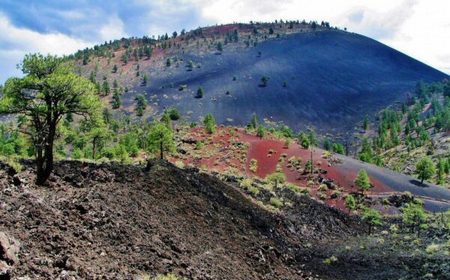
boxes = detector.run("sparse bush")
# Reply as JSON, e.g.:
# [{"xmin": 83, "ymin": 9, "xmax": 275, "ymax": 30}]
[
  {"xmin": 195, "ymin": 87, "xmax": 204, "ymax": 98},
  {"xmin": 425, "ymin": 243, "xmax": 440, "ymax": 255},
  {"xmin": 323, "ymin": 256, "xmax": 338, "ymax": 265},
  {"xmin": 195, "ymin": 141, "xmax": 204, "ymax": 150},
  {"xmin": 270, "ymin": 197, "xmax": 283, "ymax": 208},
  {"xmin": 249, "ymin": 159, "xmax": 258, "ymax": 173},
  {"xmin": 240, "ymin": 178, "xmax": 253, "ymax": 189},
  {"xmin": 318, "ymin": 184, "xmax": 328, "ymax": 192},
  {"xmin": 203, "ymin": 113, "xmax": 216, "ymax": 134},
  {"xmin": 266, "ymin": 172, "xmax": 286, "ymax": 188}
]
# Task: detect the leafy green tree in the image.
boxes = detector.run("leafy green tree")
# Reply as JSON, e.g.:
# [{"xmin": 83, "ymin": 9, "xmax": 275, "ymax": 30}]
[
  {"xmin": 345, "ymin": 194, "xmax": 356, "ymax": 213},
  {"xmin": 358, "ymin": 138, "xmax": 374, "ymax": 163},
  {"xmin": 203, "ymin": 113, "xmax": 216, "ymax": 134},
  {"xmin": 415, "ymin": 157, "xmax": 436, "ymax": 184},
  {"xmin": 436, "ymin": 158, "xmax": 446, "ymax": 185},
  {"xmin": 355, "ymin": 169, "xmax": 371, "ymax": 194},
  {"xmin": 135, "ymin": 94, "xmax": 147, "ymax": 116},
  {"xmin": 196, "ymin": 87, "xmax": 204, "ymax": 98},
  {"xmin": 112, "ymin": 90, "xmax": 121, "ymax": 109},
  {"xmin": 249, "ymin": 113, "xmax": 258, "ymax": 129},
  {"xmin": 256, "ymin": 125, "xmax": 265, "ymax": 138},
  {"xmin": 323, "ymin": 138, "xmax": 332, "ymax": 151},
  {"xmin": 142, "ymin": 74, "xmax": 148, "ymax": 86},
  {"xmin": 332, "ymin": 143, "xmax": 345, "ymax": 155},
  {"xmin": 402, "ymin": 201, "xmax": 427, "ymax": 235},
  {"xmin": 0, "ymin": 54, "xmax": 100, "ymax": 184},
  {"xmin": 166, "ymin": 108, "xmax": 180, "ymax": 121},
  {"xmin": 363, "ymin": 115, "xmax": 369, "ymax": 130},
  {"xmin": 160, "ymin": 113, "xmax": 172, "ymax": 128},
  {"xmin": 266, "ymin": 172, "xmax": 286, "ymax": 188},
  {"xmin": 298, "ymin": 132, "xmax": 310, "ymax": 149},
  {"xmin": 81, "ymin": 117, "xmax": 109, "ymax": 159},
  {"xmin": 102, "ymin": 80, "xmax": 110, "ymax": 95},
  {"xmin": 145, "ymin": 46, "xmax": 152, "ymax": 59},
  {"xmin": 217, "ymin": 42, "xmax": 223, "ymax": 52},
  {"xmin": 362, "ymin": 207, "xmax": 382, "ymax": 235},
  {"xmin": 146, "ymin": 122, "xmax": 176, "ymax": 161},
  {"xmin": 444, "ymin": 81, "xmax": 450, "ymax": 98}
]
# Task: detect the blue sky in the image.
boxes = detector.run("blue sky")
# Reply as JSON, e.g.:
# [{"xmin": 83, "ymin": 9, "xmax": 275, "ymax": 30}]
[{"xmin": 1, "ymin": 0, "xmax": 449, "ymax": 83}]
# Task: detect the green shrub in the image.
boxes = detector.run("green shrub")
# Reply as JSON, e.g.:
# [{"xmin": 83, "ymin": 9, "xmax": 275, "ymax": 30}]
[
  {"xmin": 249, "ymin": 159, "xmax": 258, "ymax": 173},
  {"xmin": 323, "ymin": 256, "xmax": 338, "ymax": 265},
  {"xmin": 270, "ymin": 197, "xmax": 283, "ymax": 208}
]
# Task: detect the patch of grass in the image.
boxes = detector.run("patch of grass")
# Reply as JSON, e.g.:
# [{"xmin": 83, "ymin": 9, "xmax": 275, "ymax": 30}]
[
  {"xmin": 249, "ymin": 159, "xmax": 258, "ymax": 173},
  {"xmin": 270, "ymin": 197, "xmax": 283, "ymax": 208},
  {"xmin": 240, "ymin": 178, "xmax": 253, "ymax": 189},
  {"xmin": 0, "ymin": 156, "xmax": 23, "ymax": 173},
  {"xmin": 174, "ymin": 160, "xmax": 185, "ymax": 169},
  {"xmin": 323, "ymin": 256, "xmax": 338, "ymax": 265},
  {"xmin": 318, "ymin": 184, "xmax": 328, "ymax": 192}
]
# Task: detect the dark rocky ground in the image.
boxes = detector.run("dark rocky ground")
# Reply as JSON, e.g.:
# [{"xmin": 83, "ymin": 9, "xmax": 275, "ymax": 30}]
[
  {"xmin": 125, "ymin": 30, "xmax": 447, "ymax": 135},
  {"xmin": 0, "ymin": 160, "xmax": 448, "ymax": 279}
]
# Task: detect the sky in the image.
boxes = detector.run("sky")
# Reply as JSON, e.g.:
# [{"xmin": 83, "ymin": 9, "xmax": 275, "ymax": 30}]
[{"xmin": 0, "ymin": 0, "xmax": 449, "ymax": 83}]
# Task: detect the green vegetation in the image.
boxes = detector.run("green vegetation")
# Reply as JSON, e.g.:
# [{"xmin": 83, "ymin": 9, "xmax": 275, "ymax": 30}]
[
  {"xmin": 362, "ymin": 207, "xmax": 382, "ymax": 234},
  {"xmin": 195, "ymin": 87, "xmax": 204, "ymax": 98},
  {"xmin": 359, "ymin": 80, "xmax": 450, "ymax": 186},
  {"xmin": 269, "ymin": 197, "xmax": 283, "ymax": 208},
  {"xmin": 259, "ymin": 76, "xmax": 269, "ymax": 87},
  {"xmin": 415, "ymin": 157, "xmax": 436, "ymax": 184},
  {"xmin": 165, "ymin": 108, "xmax": 181, "ymax": 121},
  {"xmin": 266, "ymin": 172, "xmax": 286, "ymax": 188},
  {"xmin": 146, "ymin": 122, "xmax": 176, "ymax": 160},
  {"xmin": 249, "ymin": 159, "xmax": 258, "ymax": 173},
  {"xmin": 203, "ymin": 113, "xmax": 216, "ymax": 134},
  {"xmin": 402, "ymin": 201, "xmax": 428, "ymax": 235},
  {"xmin": 256, "ymin": 125, "xmax": 265, "ymax": 138},
  {"xmin": 345, "ymin": 194, "xmax": 356, "ymax": 213},
  {"xmin": 354, "ymin": 169, "xmax": 371, "ymax": 194},
  {"xmin": 0, "ymin": 54, "xmax": 100, "ymax": 184},
  {"xmin": 135, "ymin": 94, "xmax": 147, "ymax": 116}
]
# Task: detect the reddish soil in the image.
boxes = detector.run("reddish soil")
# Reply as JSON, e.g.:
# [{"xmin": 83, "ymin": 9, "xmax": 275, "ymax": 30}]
[{"xmin": 172, "ymin": 127, "xmax": 442, "ymax": 213}]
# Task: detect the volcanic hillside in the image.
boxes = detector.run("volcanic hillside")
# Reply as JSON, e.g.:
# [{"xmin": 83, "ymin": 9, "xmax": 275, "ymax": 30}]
[
  {"xmin": 74, "ymin": 22, "xmax": 448, "ymax": 134},
  {"xmin": 3, "ymin": 160, "xmax": 449, "ymax": 280}
]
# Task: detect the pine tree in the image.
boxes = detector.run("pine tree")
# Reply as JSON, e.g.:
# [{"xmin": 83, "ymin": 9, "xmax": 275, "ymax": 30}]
[{"xmin": 355, "ymin": 169, "xmax": 371, "ymax": 194}]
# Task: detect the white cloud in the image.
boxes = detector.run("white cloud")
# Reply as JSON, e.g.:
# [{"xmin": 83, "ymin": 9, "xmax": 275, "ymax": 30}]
[
  {"xmin": 0, "ymin": 13, "xmax": 92, "ymax": 82},
  {"xmin": 191, "ymin": 0, "xmax": 450, "ymax": 74},
  {"xmin": 98, "ymin": 15, "xmax": 128, "ymax": 41}
]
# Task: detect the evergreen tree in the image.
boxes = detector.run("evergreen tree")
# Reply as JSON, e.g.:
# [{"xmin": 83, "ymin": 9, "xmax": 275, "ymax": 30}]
[
  {"xmin": 112, "ymin": 90, "xmax": 121, "ymax": 109},
  {"xmin": 0, "ymin": 54, "xmax": 100, "ymax": 184},
  {"xmin": 362, "ymin": 207, "xmax": 382, "ymax": 235},
  {"xmin": 355, "ymin": 169, "xmax": 371, "ymax": 194},
  {"xmin": 402, "ymin": 201, "xmax": 427, "ymax": 235},
  {"xmin": 196, "ymin": 87, "xmax": 204, "ymax": 98},
  {"xmin": 345, "ymin": 194, "xmax": 356, "ymax": 213},
  {"xmin": 249, "ymin": 113, "xmax": 258, "ymax": 129},
  {"xmin": 146, "ymin": 122, "xmax": 176, "ymax": 161},
  {"xmin": 415, "ymin": 157, "xmax": 435, "ymax": 184},
  {"xmin": 135, "ymin": 94, "xmax": 147, "ymax": 116},
  {"xmin": 102, "ymin": 80, "xmax": 110, "ymax": 95},
  {"xmin": 203, "ymin": 113, "xmax": 216, "ymax": 134}
]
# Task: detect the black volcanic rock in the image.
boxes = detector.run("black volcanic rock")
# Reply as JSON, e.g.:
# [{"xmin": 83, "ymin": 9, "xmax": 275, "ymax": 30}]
[{"xmin": 130, "ymin": 30, "xmax": 447, "ymax": 134}]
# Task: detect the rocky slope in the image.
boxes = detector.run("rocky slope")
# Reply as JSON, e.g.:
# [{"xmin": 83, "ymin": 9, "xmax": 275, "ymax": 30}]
[{"xmin": 73, "ymin": 22, "xmax": 448, "ymax": 135}]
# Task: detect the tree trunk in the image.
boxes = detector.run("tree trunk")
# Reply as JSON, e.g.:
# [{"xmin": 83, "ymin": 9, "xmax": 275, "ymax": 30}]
[
  {"xmin": 420, "ymin": 177, "xmax": 424, "ymax": 184},
  {"xmin": 92, "ymin": 137, "xmax": 97, "ymax": 159},
  {"xmin": 160, "ymin": 141, "xmax": 164, "ymax": 160},
  {"xmin": 36, "ymin": 124, "xmax": 56, "ymax": 185}
]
